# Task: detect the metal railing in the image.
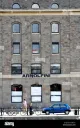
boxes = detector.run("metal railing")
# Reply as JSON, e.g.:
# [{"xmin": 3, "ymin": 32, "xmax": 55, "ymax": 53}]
[
  {"xmin": 0, "ymin": 107, "xmax": 80, "ymax": 116},
  {"xmin": 0, "ymin": 107, "xmax": 42, "ymax": 116}
]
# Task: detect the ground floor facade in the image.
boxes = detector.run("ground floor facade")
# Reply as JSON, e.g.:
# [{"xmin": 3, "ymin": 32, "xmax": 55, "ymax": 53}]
[{"xmin": 0, "ymin": 75, "xmax": 80, "ymax": 108}]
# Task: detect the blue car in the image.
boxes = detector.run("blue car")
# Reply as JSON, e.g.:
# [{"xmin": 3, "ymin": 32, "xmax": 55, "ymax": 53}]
[{"xmin": 42, "ymin": 103, "xmax": 71, "ymax": 115}]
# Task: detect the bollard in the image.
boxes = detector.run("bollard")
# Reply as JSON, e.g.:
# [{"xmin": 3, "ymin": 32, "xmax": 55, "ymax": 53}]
[{"xmin": 74, "ymin": 109, "xmax": 77, "ymax": 115}]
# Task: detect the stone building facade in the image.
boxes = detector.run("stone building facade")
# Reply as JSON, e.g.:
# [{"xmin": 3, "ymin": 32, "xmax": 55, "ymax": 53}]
[{"xmin": 0, "ymin": 0, "xmax": 80, "ymax": 108}]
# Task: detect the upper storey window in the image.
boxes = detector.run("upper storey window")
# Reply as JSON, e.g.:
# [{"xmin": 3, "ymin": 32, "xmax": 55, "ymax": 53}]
[
  {"xmin": 12, "ymin": 23, "xmax": 20, "ymax": 33},
  {"xmin": 32, "ymin": 23, "xmax": 40, "ymax": 33},
  {"xmin": 51, "ymin": 3, "xmax": 59, "ymax": 9},
  {"xmin": 52, "ymin": 23, "xmax": 59, "ymax": 33},
  {"xmin": 32, "ymin": 4, "xmax": 40, "ymax": 9},
  {"xmin": 12, "ymin": 3, "xmax": 20, "ymax": 9}
]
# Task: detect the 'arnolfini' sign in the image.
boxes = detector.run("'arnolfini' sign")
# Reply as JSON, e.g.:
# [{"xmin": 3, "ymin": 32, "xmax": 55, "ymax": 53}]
[{"xmin": 22, "ymin": 74, "xmax": 50, "ymax": 77}]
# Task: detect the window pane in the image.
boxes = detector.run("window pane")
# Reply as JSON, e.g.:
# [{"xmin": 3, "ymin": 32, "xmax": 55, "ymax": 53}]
[
  {"xmin": 12, "ymin": 64, "xmax": 22, "ymax": 74},
  {"xmin": 32, "ymin": 66, "xmax": 41, "ymax": 69},
  {"xmin": 32, "ymin": 96, "xmax": 41, "ymax": 102},
  {"xmin": 32, "ymin": 4, "xmax": 39, "ymax": 9},
  {"xmin": 53, "ymin": 104, "xmax": 60, "ymax": 107},
  {"xmin": 52, "ymin": 24, "xmax": 58, "ymax": 33},
  {"xmin": 12, "ymin": 91, "xmax": 22, "ymax": 96},
  {"xmin": 51, "ymin": 70, "xmax": 60, "ymax": 74},
  {"xmin": 13, "ymin": 43, "xmax": 20, "ymax": 54},
  {"xmin": 32, "ymin": 43, "xmax": 39, "ymax": 53},
  {"xmin": 51, "ymin": 91, "xmax": 61, "ymax": 95},
  {"xmin": 11, "ymin": 85, "xmax": 22, "ymax": 91},
  {"xmin": 60, "ymin": 104, "xmax": 66, "ymax": 107},
  {"xmin": 13, "ymin": 24, "xmax": 20, "ymax": 33},
  {"xmin": 51, "ymin": 64, "xmax": 60, "ymax": 74},
  {"xmin": 51, "ymin": 96, "xmax": 61, "ymax": 101},
  {"xmin": 50, "ymin": 84, "xmax": 61, "ymax": 91},
  {"xmin": 32, "ymin": 24, "xmax": 39, "ymax": 33},
  {"xmin": 51, "ymin": 64, "xmax": 60, "ymax": 70},
  {"xmin": 31, "ymin": 64, "xmax": 41, "ymax": 74},
  {"xmin": 52, "ymin": 43, "xmax": 59, "ymax": 53},
  {"xmin": 31, "ymin": 69, "xmax": 41, "ymax": 74},
  {"xmin": 12, "ymin": 96, "xmax": 22, "ymax": 102},
  {"xmin": 31, "ymin": 87, "xmax": 41, "ymax": 95},
  {"xmin": 13, "ymin": 4, "xmax": 20, "ymax": 9},
  {"xmin": 51, "ymin": 4, "xmax": 58, "ymax": 9}
]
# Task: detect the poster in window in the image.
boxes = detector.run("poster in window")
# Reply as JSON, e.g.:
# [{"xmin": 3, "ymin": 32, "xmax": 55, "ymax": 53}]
[
  {"xmin": 51, "ymin": 91, "xmax": 61, "ymax": 95},
  {"xmin": 31, "ymin": 87, "xmax": 41, "ymax": 95},
  {"xmin": 12, "ymin": 91, "xmax": 22, "ymax": 96},
  {"xmin": 12, "ymin": 96, "xmax": 22, "ymax": 102},
  {"xmin": 51, "ymin": 96, "xmax": 61, "ymax": 101},
  {"xmin": 32, "ymin": 96, "xmax": 41, "ymax": 102}
]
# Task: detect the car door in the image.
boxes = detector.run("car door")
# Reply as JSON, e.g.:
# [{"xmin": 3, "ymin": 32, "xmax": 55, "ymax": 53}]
[
  {"xmin": 60, "ymin": 104, "xmax": 67, "ymax": 113},
  {"xmin": 52, "ymin": 104, "xmax": 61, "ymax": 113}
]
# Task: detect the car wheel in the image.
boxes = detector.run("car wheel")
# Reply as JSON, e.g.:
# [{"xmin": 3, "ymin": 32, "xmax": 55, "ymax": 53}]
[
  {"xmin": 65, "ymin": 111, "xmax": 69, "ymax": 115},
  {"xmin": 45, "ymin": 111, "xmax": 50, "ymax": 115}
]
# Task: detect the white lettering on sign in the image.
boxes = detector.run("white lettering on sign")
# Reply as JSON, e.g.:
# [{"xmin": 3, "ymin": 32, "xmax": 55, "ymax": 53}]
[{"xmin": 4, "ymin": 122, "xmax": 14, "ymax": 127}]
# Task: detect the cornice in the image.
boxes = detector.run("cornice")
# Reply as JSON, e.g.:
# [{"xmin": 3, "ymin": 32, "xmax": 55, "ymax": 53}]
[{"xmin": 0, "ymin": 9, "xmax": 80, "ymax": 16}]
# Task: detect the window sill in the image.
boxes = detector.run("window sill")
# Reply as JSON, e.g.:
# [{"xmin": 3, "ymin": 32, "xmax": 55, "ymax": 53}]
[
  {"xmin": 32, "ymin": 33, "xmax": 40, "ymax": 34},
  {"xmin": 32, "ymin": 53, "xmax": 40, "ymax": 55},
  {"xmin": 13, "ymin": 54, "xmax": 20, "ymax": 55},
  {"xmin": 12, "ymin": 33, "xmax": 20, "ymax": 34},
  {"xmin": 51, "ymin": 33, "xmax": 59, "ymax": 34},
  {"xmin": 52, "ymin": 53, "xmax": 59, "ymax": 55}
]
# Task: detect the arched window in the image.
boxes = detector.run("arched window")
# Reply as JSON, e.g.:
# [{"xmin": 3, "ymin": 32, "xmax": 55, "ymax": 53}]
[
  {"xmin": 50, "ymin": 84, "xmax": 61, "ymax": 102},
  {"xmin": 31, "ymin": 84, "xmax": 42, "ymax": 102},
  {"xmin": 12, "ymin": 23, "xmax": 20, "ymax": 33},
  {"xmin": 32, "ymin": 4, "xmax": 39, "ymax": 9},
  {"xmin": 12, "ymin": 3, "xmax": 20, "ymax": 9},
  {"xmin": 51, "ymin": 23, "xmax": 59, "ymax": 33},
  {"xmin": 51, "ymin": 3, "xmax": 59, "ymax": 9},
  {"xmin": 32, "ymin": 23, "xmax": 40, "ymax": 33},
  {"xmin": 11, "ymin": 84, "xmax": 23, "ymax": 103}
]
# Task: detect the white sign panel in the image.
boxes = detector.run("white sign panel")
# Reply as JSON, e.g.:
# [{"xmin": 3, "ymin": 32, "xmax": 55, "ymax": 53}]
[
  {"xmin": 12, "ymin": 91, "xmax": 22, "ymax": 96},
  {"xmin": 51, "ymin": 91, "xmax": 61, "ymax": 95},
  {"xmin": 12, "ymin": 96, "xmax": 22, "ymax": 102},
  {"xmin": 51, "ymin": 96, "xmax": 61, "ymax": 101},
  {"xmin": 31, "ymin": 87, "xmax": 41, "ymax": 95},
  {"xmin": 32, "ymin": 96, "xmax": 41, "ymax": 102}
]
